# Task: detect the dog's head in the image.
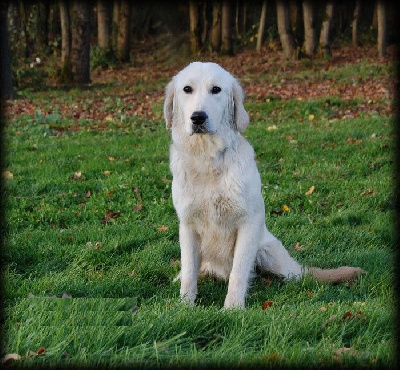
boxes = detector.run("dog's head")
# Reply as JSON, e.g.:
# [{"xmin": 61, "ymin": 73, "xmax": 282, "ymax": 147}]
[{"xmin": 164, "ymin": 62, "xmax": 249, "ymax": 137}]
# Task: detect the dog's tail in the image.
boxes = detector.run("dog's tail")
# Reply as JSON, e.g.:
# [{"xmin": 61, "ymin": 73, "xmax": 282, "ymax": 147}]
[
  {"xmin": 255, "ymin": 232, "xmax": 365, "ymax": 283},
  {"xmin": 305, "ymin": 266, "xmax": 366, "ymax": 283}
]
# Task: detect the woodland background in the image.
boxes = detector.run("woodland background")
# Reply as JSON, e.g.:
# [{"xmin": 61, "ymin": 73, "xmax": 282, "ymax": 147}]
[{"xmin": 0, "ymin": 0, "xmax": 398, "ymax": 99}]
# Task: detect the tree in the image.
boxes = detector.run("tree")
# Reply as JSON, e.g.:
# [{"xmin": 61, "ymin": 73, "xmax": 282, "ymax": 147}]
[
  {"xmin": 189, "ymin": 0, "xmax": 201, "ymax": 53},
  {"xmin": 376, "ymin": 0, "xmax": 386, "ymax": 57},
  {"xmin": 302, "ymin": 0, "xmax": 316, "ymax": 57},
  {"xmin": 70, "ymin": 1, "xmax": 91, "ymax": 83},
  {"xmin": 319, "ymin": 1, "xmax": 334, "ymax": 58},
  {"xmin": 97, "ymin": 0, "xmax": 110, "ymax": 50},
  {"xmin": 116, "ymin": 0, "xmax": 131, "ymax": 61},
  {"xmin": 276, "ymin": 0, "xmax": 296, "ymax": 60},
  {"xmin": 0, "ymin": 2, "xmax": 15, "ymax": 100},
  {"xmin": 256, "ymin": 0, "xmax": 267, "ymax": 52},
  {"xmin": 60, "ymin": 0, "xmax": 71, "ymax": 67},
  {"xmin": 352, "ymin": 0, "xmax": 361, "ymax": 46},
  {"xmin": 221, "ymin": 0, "xmax": 233, "ymax": 55},
  {"xmin": 112, "ymin": 0, "xmax": 120, "ymax": 53},
  {"xmin": 211, "ymin": 0, "xmax": 222, "ymax": 52}
]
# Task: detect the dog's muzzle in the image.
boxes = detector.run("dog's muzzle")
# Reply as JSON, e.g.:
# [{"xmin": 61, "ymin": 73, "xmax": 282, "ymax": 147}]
[{"xmin": 190, "ymin": 111, "xmax": 208, "ymax": 134}]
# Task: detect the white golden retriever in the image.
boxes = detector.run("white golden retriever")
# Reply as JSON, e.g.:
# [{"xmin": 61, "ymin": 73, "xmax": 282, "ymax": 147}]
[{"xmin": 164, "ymin": 62, "xmax": 364, "ymax": 308}]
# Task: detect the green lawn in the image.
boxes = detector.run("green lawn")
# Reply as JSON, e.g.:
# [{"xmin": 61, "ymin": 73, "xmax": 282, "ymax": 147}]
[{"xmin": 2, "ymin": 51, "xmax": 395, "ymax": 367}]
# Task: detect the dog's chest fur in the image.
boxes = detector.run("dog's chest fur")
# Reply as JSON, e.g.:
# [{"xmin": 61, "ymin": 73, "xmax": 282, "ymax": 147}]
[{"xmin": 171, "ymin": 142, "xmax": 248, "ymax": 278}]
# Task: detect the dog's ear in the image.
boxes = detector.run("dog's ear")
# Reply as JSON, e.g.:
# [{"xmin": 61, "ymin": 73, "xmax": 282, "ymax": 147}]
[
  {"xmin": 164, "ymin": 79, "xmax": 175, "ymax": 130},
  {"xmin": 232, "ymin": 79, "xmax": 249, "ymax": 132}
]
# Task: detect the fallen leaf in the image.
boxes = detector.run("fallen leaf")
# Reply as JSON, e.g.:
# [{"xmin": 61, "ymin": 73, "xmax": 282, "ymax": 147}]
[
  {"xmin": 108, "ymin": 156, "xmax": 116, "ymax": 161},
  {"xmin": 267, "ymin": 125, "xmax": 278, "ymax": 131},
  {"xmin": 305, "ymin": 185, "xmax": 315, "ymax": 195},
  {"xmin": 293, "ymin": 241, "xmax": 305, "ymax": 251},
  {"xmin": 103, "ymin": 170, "xmax": 111, "ymax": 176},
  {"xmin": 360, "ymin": 189, "xmax": 376, "ymax": 197},
  {"xmin": 101, "ymin": 210, "xmax": 121, "ymax": 224},
  {"xmin": 308, "ymin": 114, "xmax": 315, "ymax": 121},
  {"xmin": 346, "ymin": 137, "xmax": 363, "ymax": 144},
  {"xmin": 157, "ymin": 225, "xmax": 169, "ymax": 232},
  {"xmin": 3, "ymin": 171, "xmax": 13, "ymax": 180},
  {"xmin": 341, "ymin": 311, "xmax": 353, "ymax": 320},
  {"xmin": 161, "ymin": 178, "xmax": 172, "ymax": 184},
  {"xmin": 133, "ymin": 204, "xmax": 143, "ymax": 212},
  {"xmin": 86, "ymin": 190, "xmax": 92, "ymax": 198},
  {"xmin": 73, "ymin": 171, "xmax": 82, "ymax": 179},
  {"xmin": 334, "ymin": 347, "xmax": 351, "ymax": 356},
  {"xmin": 320, "ymin": 306, "xmax": 327, "ymax": 312},
  {"xmin": 262, "ymin": 301, "xmax": 274, "ymax": 310},
  {"xmin": 37, "ymin": 347, "xmax": 46, "ymax": 355}
]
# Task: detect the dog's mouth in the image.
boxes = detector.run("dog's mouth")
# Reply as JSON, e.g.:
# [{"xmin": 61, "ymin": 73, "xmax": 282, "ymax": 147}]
[{"xmin": 191, "ymin": 124, "xmax": 209, "ymax": 135}]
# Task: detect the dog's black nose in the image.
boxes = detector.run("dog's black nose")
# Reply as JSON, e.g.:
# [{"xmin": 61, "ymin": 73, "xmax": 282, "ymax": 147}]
[{"xmin": 190, "ymin": 111, "xmax": 208, "ymax": 125}]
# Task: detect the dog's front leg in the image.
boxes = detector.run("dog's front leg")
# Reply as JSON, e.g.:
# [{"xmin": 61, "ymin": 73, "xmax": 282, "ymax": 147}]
[
  {"xmin": 179, "ymin": 221, "xmax": 200, "ymax": 306},
  {"xmin": 224, "ymin": 221, "xmax": 261, "ymax": 308}
]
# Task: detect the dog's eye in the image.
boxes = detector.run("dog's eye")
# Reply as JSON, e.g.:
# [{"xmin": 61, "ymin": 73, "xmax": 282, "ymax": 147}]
[
  {"xmin": 211, "ymin": 86, "xmax": 221, "ymax": 94},
  {"xmin": 183, "ymin": 86, "xmax": 193, "ymax": 94}
]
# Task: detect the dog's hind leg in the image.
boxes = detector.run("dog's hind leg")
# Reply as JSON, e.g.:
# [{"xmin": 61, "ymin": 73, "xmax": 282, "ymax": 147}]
[
  {"xmin": 255, "ymin": 227, "xmax": 303, "ymax": 280},
  {"xmin": 255, "ymin": 226, "xmax": 365, "ymax": 283}
]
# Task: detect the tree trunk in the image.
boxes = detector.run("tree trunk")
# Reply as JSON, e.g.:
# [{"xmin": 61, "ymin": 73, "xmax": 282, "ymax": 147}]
[
  {"xmin": 112, "ymin": 0, "xmax": 120, "ymax": 53},
  {"xmin": 302, "ymin": 0, "xmax": 316, "ymax": 57},
  {"xmin": 116, "ymin": 0, "xmax": 131, "ymax": 61},
  {"xmin": 276, "ymin": 0, "xmax": 296, "ymax": 60},
  {"xmin": 377, "ymin": 0, "xmax": 386, "ymax": 57},
  {"xmin": 189, "ymin": 0, "xmax": 201, "ymax": 53},
  {"xmin": 37, "ymin": 1, "xmax": 49, "ymax": 52},
  {"xmin": 211, "ymin": 0, "xmax": 222, "ymax": 52},
  {"xmin": 97, "ymin": 0, "xmax": 110, "ymax": 50},
  {"xmin": 60, "ymin": 1, "xmax": 71, "ymax": 65},
  {"xmin": 319, "ymin": 1, "xmax": 334, "ymax": 58},
  {"xmin": 352, "ymin": 0, "xmax": 361, "ymax": 46},
  {"xmin": 256, "ymin": 0, "xmax": 267, "ymax": 52},
  {"xmin": 0, "ymin": 2, "xmax": 15, "ymax": 100},
  {"xmin": 70, "ymin": 1, "xmax": 91, "ymax": 83},
  {"xmin": 201, "ymin": 1, "xmax": 211, "ymax": 48},
  {"xmin": 221, "ymin": 0, "xmax": 233, "ymax": 55}
]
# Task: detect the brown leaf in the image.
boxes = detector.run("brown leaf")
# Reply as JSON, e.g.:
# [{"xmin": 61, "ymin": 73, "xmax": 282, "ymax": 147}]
[
  {"xmin": 341, "ymin": 311, "xmax": 353, "ymax": 321},
  {"xmin": 334, "ymin": 347, "xmax": 351, "ymax": 356},
  {"xmin": 360, "ymin": 189, "xmax": 376, "ymax": 197},
  {"xmin": 262, "ymin": 301, "xmax": 274, "ymax": 310},
  {"xmin": 101, "ymin": 210, "xmax": 121, "ymax": 224},
  {"xmin": 108, "ymin": 156, "xmax": 116, "ymax": 161},
  {"xmin": 293, "ymin": 241, "xmax": 305, "ymax": 251},
  {"xmin": 86, "ymin": 190, "xmax": 92, "ymax": 198},
  {"xmin": 133, "ymin": 204, "xmax": 143, "ymax": 212},
  {"xmin": 37, "ymin": 347, "xmax": 46, "ymax": 355},
  {"xmin": 157, "ymin": 225, "xmax": 169, "ymax": 232},
  {"xmin": 73, "ymin": 171, "xmax": 82, "ymax": 179},
  {"xmin": 305, "ymin": 185, "xmax": 315, "ymax": 196}
]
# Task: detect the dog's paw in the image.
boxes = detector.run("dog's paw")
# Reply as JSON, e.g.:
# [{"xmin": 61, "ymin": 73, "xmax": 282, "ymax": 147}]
[{"xmin": 223, "ymin": 294, "xmax": 245, "ymax": 309}]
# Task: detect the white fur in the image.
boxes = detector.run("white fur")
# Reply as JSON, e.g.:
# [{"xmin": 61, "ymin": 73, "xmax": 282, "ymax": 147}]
[{"xmin": 164, "ymin": 62, "xmax": 304, "ymax": 308}]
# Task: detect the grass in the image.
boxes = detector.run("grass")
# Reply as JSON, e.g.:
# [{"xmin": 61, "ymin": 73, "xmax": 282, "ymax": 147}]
[{"xmin": 2, "ymin": 51, "xmax": 395, "ymax": 367}]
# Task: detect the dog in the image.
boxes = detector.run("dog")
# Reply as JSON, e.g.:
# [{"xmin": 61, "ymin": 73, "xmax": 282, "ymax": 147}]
[{"xmin": 164, "ymin": 62, "xmax": 365, "ymax": 308}]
